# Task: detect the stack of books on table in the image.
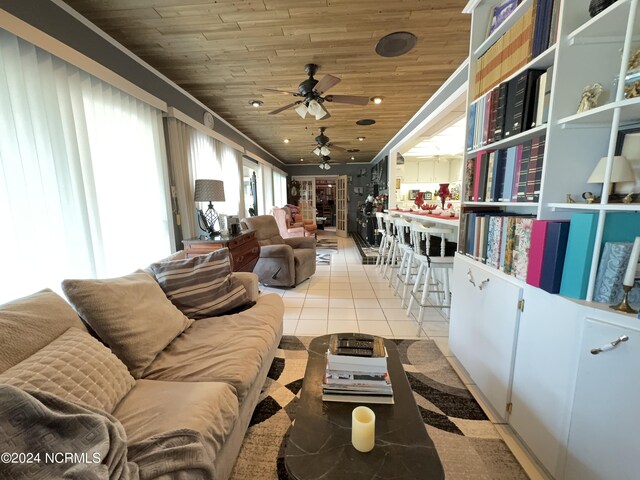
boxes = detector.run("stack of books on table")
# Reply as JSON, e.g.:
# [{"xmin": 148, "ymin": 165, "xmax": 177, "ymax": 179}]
[{"xmin": 322, "ymin": 334, "xmax": 394, "ymax": 405}]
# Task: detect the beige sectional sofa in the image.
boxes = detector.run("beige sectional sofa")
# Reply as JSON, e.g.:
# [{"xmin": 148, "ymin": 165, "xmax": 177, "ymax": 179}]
[{"xmin": 0, "ymin": 251, "xmax": 284, "ymax": 479}]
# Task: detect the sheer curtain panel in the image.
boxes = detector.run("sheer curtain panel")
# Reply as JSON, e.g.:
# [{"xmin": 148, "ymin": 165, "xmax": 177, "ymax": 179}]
[{"xmin": 0, "ymin": 30, "xmax": 172, "ymax": 303}]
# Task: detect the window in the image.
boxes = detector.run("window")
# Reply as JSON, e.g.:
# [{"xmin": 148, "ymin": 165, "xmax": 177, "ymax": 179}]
[
  {"xmin": 0, "ymin": 30, "xmax": 171, "ymax": 303},
  {"xmin": 273, "ymin": 170, "xmax": 288, "ymax": 207}
]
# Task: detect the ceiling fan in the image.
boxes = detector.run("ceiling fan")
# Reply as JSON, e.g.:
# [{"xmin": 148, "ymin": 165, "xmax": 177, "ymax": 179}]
[
  {"xmin": 311, "ymin": 127, "xmax": 346, "ymax": 157},
  {"xmin": 266, "ymin": 64, "xmax": 370, "ymax": 119},
  {"xmin": 319, "ymin": 155, "xmax": 332, "ymax": 170}
]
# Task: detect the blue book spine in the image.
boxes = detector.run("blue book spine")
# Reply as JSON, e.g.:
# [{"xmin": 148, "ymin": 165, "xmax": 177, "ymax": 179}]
[
  {"xmin": 559, "ymin": 213, "xmax": 598, "ymax": 299},
  {"xmin": 501, "ymin": 146, "xmax": 517, "ymax": 201},
  {"xmin": 466, "ymin": 102, "xmax": 476, "ymax": 151},
  {"xmin": 467, "ymin": 213, "xmax": 477, "ymax": 257},
  {"xmin": 539, "ymin": 221, "xmax": 570, "ymax": 293}
]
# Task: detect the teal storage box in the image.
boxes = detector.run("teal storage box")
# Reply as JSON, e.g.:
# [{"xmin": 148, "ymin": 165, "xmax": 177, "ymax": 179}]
[{"xmin": 560, "ymin": 212, "xmax": 640, "ymax": 300}]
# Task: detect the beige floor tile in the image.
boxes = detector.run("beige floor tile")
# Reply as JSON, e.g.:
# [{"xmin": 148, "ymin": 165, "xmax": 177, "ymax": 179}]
[
  {"xmin": 355, "ymin": 308, "xmax": 386, "ymax": 321},
  {"xmin": 358, "ymin": 321, "xmax": 392, "ymax": 337},
  {"xmin": 377, "ymin": 298, "xmax": 404, "ymax": 309},
  {"xmin": 329, "ymin": 290, "xmax": 353, "ymax": 299},
  {"xmin": 282, "ymin": 290, "xmax": 307, "ymax": 298},
  {"xmin": 283, "ymin": 297, "xmax": 305, "ymax": 308},
  {"xmin": 283, "ymin": 319, "xmax": 298, "ymax": 335},
  {"xmin": 295, "ymin": 320, "xmax": 327, "ymax": 336},
  {"xmin": 329, "ymin": 298, "xmax": 355, "ymax": 308},
  {"xmin": 383, "ymin": 308, "xmax": 412, "ymax": 321},
  {"xmin": 328, "ymin": 308, "xmax": 357, "ymax": 320},
  {"xmin": 284, "ymin": 308, "xmax": 301, "ymax": 320},
  {"xmin": 304, "ymin": 298, "xmax": 329, "ymax": 308},
  {"xmin": 327, "ymin": 320, "xmax": 359, "ymax": 334},
  {"xmin": 299, "ymin": 308, "xmax": 328, "ymax": 320},
  {"xmin": 374, "ymin": 289, "xmax": 399, "ymax": 299},
  {"xmin": 351, "ymin": 290, "xmax": 376, "ymax": 299},
  {"xmin": 388, "ymin": 321, "xmax": 424, "ymax": 339},
  {"xmin": 421, "ymin": 321, "xmax": 450, "ymax": 337},
  {"xmin": 353, "ymin": 298, "xmax": 380, "ymax": 309}
]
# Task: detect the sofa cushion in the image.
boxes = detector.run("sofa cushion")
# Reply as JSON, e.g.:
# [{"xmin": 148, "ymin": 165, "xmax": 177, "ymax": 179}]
[
  {"xmin": 62, "ymin": 271, "xmax": 193, "ymax": 379},
  {"xmin": 149, "ymin": 249, "xmax": 250, "ymax": 319},
  {"xmin": 113, "ymin": 379, "xmax": 239, "ymax": 464},
  {"xmin": 143, "ymin": 293, "xmax": 284, "ymax": 402},
  {"xmin": 0, "ymin": 289, "xmax": 86, "ymax": 374},
  {"xmin": 0, "ymin": 327, "xmax": 135, "ymax": 413}
]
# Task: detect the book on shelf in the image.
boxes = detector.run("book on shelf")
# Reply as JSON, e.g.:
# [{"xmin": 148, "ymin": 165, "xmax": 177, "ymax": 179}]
[
  {"xmin": 526, "ymin": 220, "xmax": 566, "ymax": 288},
  {"xmin": 512, "ymin": 217, "xmax": 534, "ymax": 280},
  {"xmin": 539, "ymin": 221, "xmax": 570, "ymax": 294},
  {"xmin": 593, "ymin": 242, "xmax": 640, "ymax": 305}
]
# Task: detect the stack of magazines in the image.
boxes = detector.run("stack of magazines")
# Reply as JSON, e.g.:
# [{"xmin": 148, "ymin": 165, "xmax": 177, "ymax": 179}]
[{"xmin": 322, "ymin": 334, "xmax": 394, "ymax": 404}]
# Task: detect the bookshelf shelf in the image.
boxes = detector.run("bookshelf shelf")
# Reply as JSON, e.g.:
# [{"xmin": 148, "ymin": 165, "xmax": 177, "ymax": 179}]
[
  {"xmin": 567, "ymin": 0, "xmax": 631, "ymax": 45},
  {"xmin": 465, "ymin": 201, "xmax": 538, "ymax": 207},
  {"xmin": 474, "ymin": 0, "xmax": 533, "ymax": 58},
  {"xmin": 467, "ymin": 124, "xmax": 547, "ymax": 155},
  {"xmin": 548, "ymin": 202, "xmax": 640, "ymax": 212},
  {"xmin": 557, "ymin": 97, "xmax": 640, "ymax": 126},
  {"xmin": 455, "ymin": 252, "xmax": 527, "ymax": 287}
]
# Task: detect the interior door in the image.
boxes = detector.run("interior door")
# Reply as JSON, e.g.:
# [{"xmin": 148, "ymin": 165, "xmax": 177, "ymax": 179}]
[
  {"xmin": 295, "ymin": 177, "xmax": 316, "ymax": 222},
  {"xmin": 336, "ymin": 175, "xmax": 348, "ymax": 237}
]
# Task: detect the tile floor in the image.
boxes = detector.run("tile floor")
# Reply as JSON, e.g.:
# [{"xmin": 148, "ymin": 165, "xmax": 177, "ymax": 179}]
[{"xmin": 260, "ymin": 230, "xmax": 450, "ymax": 340}]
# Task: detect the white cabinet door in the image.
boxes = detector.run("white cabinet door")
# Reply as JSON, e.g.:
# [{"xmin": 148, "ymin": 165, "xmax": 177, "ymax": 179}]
[
  {"xmin": 418, "ymin": 159, "xmax": 434, "ymax": 183},
  {"xmin": 433, "ymin": 158, "xmax": 450, "ymax": 183},
  {"xmin": 403, "ymin": 161, "xmax": 419, "ymax": 182},
  {"xmin": 449, "ymin": 157, "xmax": 463, "ymax": 182},
  {"xmin": 449, "ymin": 254, "xmax": 523, "ymax": 421},
  {"xmin": 509, "ymin": 286, "xmax": 582, "ymax": 478},
  {"xmin": 564, "ymin": 318, "xmax": 640, "ymax": 480}
]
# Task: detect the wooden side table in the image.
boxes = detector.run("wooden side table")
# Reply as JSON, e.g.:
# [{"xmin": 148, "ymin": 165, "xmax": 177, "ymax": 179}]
[{"xmin": 182, "ymin": 231, "xmax": 260, "ymax": 272}]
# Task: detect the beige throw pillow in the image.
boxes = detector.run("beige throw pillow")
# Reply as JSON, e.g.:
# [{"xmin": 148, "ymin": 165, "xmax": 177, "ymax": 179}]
[
  {"xmin": 0, "ymin": 327, "xmax": 135, "ymax": 413},
  {"xmin": 62, "ymin": 271, "xmax": 193, "ymax": 378}
]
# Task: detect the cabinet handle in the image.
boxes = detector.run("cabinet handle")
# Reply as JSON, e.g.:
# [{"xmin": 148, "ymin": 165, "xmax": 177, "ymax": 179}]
[
  {"xmin": 467, "ymin": 269, "xmax": 476, "ymax": 287},
  {"xmin": 478, "ymin": 278, "xmax": 490, "ymax": 290},
  {"xmin": 590, "ymin": 335, "xmax": 629, "ymax": 355}
]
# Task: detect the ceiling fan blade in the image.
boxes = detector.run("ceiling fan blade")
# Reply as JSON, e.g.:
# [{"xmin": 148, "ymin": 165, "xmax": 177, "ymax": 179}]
[
  {"xmin": 325, "ymin": 94, "xmax": 369, "ymax": 105},
  {"xmin": 262, "ymin": 88, "xmax": 298, "ymax": 95},
  {"xmin": 268, "ymin": 102, "xmax": 299, "ymax": 115},
  {"xmin": 329, "ymin": 144, "xmax": 346, "ymax": 152},
  {"xmin": 313, "ymin": 74, "xmax": 341, "ymax": 94}
]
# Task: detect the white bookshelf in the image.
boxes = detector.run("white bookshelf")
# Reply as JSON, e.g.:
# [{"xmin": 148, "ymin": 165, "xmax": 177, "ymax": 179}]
[{"xmin": 451, "ymin": 2, "xmax": 640, "ymax": 479}]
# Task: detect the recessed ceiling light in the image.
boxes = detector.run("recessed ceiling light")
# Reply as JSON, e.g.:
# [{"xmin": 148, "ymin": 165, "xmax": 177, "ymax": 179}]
[
  {"xmin": 249, "ymin": 99, "xmax": 263, "ymax": 107},
  {"xmin": 300, "ymin": 158, "xmax": 304, "ymax": 162},
  {"xmin": 283, "ymin": 138, "xmax": 291, "ymax": 143},
  {"xmin": 350, "ymin": 156, "xmax": 355, "ymax": 160},
  {"xmin": 375, "ymin": 32, "xmax": 417, "ymax": 57},
  {"xmin": 356, "ymin": 119, "xmax": 376, "ymax": 126},
  {"xmin": 357, "ymin": 136, "xmax": 365, "ymax": 141},
  {"xmin": 371, "ymin": 97, "xmax": 383, "ymax": 104}
]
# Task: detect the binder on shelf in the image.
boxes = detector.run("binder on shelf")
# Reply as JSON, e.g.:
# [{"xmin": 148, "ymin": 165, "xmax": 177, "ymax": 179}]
[
  {"xmin": 494, "ymin": 82, "xmax": 509, "ymax": 141},
  {"xmin": 533, "ymin": 136, "xmax": 545, "ymax": 202},
  {"xmin": 516, "ymin": 140, "xmax": 532, "ymax": 201},
  {"xmin": 513, "ymin": 217, "xmax": 534, "ymax": 280},
  {"xmin": 526, "ymin": 220, "xmax": 551, "ymax": 287},
  {"xmin": 512, "ymin": 144, "xmax": 524, "ymax": 201},
  {"xmin": 485, "ymin": 152, "xmax": 496, "ymax": 202},
  {"xmin": 541, "ymin": 65, "xmax": 553, "ymax": 125},
  {"xmin": 486, "ymin": 216, "xmax": 505, "ymax": 269},
  {"xmin": 465, "ymin": 156, "xmax": 476, "ymax": 201},
  {"xmin": 492, "ymin": 150, "xmax": 507, "ymax": 202},
  {"xmin": 559, "ymin": 213, "xmax": 598, "ymax": 299},
  {"xmin": 539, "ymin": 221, "xmax": 570, "ymax": 293}
]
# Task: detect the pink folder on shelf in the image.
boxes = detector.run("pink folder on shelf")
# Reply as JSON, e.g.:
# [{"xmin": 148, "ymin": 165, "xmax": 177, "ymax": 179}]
[{"xmin": 527, "ymin": 220, "xmax": 563, "ymax": 287}]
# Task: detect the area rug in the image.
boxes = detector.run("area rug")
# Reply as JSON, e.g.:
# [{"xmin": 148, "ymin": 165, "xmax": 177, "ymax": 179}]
[
  {"xmin": 316, "ymin": 238, "xmax": 338, "ymax": 266},
  {"xmin": 229, "ymin": 337, "xmax": 528, "ymax": 480}
]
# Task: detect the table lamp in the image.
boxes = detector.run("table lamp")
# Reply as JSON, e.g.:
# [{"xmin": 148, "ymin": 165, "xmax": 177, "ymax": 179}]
[
  {"xmin": 194, "ymin": 179, "xmax": 225, "ymax": 238},
  {"xmin": 587, "ymin": 156, "xmax": 634, "ymax": 201}
]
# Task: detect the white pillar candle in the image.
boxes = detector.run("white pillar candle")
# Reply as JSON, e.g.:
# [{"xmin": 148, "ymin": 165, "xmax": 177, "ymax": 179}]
[
  {"xmin": 624, "ymin": 237, "xmax": 640, "ymax": 287},
  {"xmin": 351, "ymin": 406, "xmax": 375, "ymax": 453}
]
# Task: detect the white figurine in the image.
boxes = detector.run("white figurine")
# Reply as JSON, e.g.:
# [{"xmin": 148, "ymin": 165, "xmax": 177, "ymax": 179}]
[{"xmin": 577, "ymin": 83, "xmax": 603, "ymax": 113}]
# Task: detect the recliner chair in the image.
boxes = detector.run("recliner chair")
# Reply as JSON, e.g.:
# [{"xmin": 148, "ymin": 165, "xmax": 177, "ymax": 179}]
[{"xmin": 241, "ymin": 215, "xmax": 316, "ymax": 287}]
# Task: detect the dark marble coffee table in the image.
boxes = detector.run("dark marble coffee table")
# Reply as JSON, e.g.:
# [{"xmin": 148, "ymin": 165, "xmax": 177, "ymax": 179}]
[{"xmin": 285, "ymin": 335, "xmax": 444, "ymax": 480}]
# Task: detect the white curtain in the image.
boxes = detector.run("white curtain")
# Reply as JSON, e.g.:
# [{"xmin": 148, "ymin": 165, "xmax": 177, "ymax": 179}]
[
  {"xmin": 262, "ymin": 163, "xmax": 274, "ymax": 213},
  {"xmin": 0, "ymin": 29, "xmax": 172, "ymax": 303},
  {"xmin": 168, "ymin": 121, "xmax": 245, "ymax": 238},
  {"xmin": 273, "ymin": 170, "xmax": 288, "ymax": 207}
]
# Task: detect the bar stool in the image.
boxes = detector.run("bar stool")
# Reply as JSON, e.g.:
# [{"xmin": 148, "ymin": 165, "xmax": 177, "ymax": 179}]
[
  {"xmin": 382, "ymin": 212, "xmax": 400, "ymax": 280},
  {"xmin": 406, "ymin": 221, "xmax": 454, "ymax": 335},
  {"xmin": 375, "ymin": 212, "xmax": 391, "ymax": 270},
  {"xmin": 390, "ymin": 217, "xmax": 413, "ymax": 290}
]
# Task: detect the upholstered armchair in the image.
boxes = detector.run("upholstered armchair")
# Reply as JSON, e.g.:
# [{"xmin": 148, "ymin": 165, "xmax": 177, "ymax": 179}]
[
  {"xmin": 272, "ymin": 207, "xmax": 317, "ymax": 238},
  {"xmin": 241, "ymin": 215, "xmax": 316, "ymax": 287}
]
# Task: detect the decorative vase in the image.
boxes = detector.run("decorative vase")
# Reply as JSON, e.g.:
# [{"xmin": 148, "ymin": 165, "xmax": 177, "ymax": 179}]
[
  {"xmin": 414, "ymin": 191, "xmax": 424, "ymax": 208},
  {"xmin": 437, "ymin": 183, "xmax": 450, "ymax": 209}
]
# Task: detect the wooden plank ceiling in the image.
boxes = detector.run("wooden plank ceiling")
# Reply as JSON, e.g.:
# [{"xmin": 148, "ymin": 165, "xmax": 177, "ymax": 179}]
[{"xmin": 63, "ymin": 0, "xmax": 470, "ymax": 165}]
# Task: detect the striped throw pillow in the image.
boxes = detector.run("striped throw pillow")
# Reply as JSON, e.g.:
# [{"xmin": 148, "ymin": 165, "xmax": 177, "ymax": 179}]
[{"xmin": 150, "ymin": 249, "xmax": 250, "ymax": 319}]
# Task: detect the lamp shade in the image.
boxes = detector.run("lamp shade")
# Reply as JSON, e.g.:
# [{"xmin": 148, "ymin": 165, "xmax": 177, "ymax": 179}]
[
  {"xmin": 194, "ymin": 179, "xmax": 225, "ymax": 202},
  {"xmin": 295, "ymin": 103, "xmax": 308, "ymax": 119},
  {"xmin": 588, "ymin": 156, "xmax": 634, "ymax": 183}
]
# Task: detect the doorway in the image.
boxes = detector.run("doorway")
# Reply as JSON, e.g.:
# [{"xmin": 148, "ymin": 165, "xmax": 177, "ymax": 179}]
[{"xmin": 315, "ymin": 176, "xmax": 337, "ymax": 227}]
